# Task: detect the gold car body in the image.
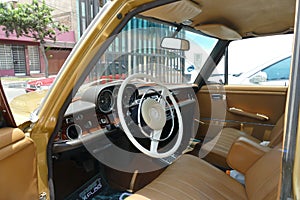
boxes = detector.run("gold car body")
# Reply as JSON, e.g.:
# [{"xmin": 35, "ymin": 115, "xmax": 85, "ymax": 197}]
[{"xmin": 4, "ymin": 0, "xmax": 299, "ymax": 198}]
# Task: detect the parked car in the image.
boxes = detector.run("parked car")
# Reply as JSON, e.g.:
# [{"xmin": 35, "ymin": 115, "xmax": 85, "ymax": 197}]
[
  {"xmin": 25, "ymin": 76, "xmax": 56, "ymax": 93},
  {"xmin": 230, "ymin": 54, "xmax": 291, "ymax": 86},
  {"xmin": 1, "ymin": 0, "xmax": 299, "ymax": 200},
  {"xmin": 25, "ymin": 65, "xmax": 127, "ymax": 92},
  {"xmin": 209, "ymin": 53, "xmax": 291, "ymax": 86}
]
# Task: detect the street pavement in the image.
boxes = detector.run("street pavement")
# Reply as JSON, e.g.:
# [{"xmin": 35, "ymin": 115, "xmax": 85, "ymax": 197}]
[
  {"xmin": 2, "ymin": 79, "xmax": 27, "ymax": 103},
  {"xmin": 4, "ymin": 88, "xmax": 26, "ymax": 103}
]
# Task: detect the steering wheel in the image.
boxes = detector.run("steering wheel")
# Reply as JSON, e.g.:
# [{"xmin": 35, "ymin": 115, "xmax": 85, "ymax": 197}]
[{"xmin": 117, "ymin": 73, "xmax": 183, "ymax": 158}]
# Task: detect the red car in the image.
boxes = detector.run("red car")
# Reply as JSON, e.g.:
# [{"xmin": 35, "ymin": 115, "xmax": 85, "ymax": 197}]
[
  {"xmin": 25, "ymin": 74, "xmax": 127, "ymax": 92},
  {"xmin": 26, "ymin": 63, "xmax": 127, "ymax": 92},
  {"xmin": 25, "ymin": 76, "xmax": 56, "ymax": 93}
]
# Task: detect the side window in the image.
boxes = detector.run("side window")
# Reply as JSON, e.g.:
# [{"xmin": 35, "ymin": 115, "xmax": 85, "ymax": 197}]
[
  {"xmin": 261, "ymin": 57, "xmax": 291, "ymax": 81},
  {"xmin": 208, "ymin": 34, "xmax": 293, "ymax": 86}
]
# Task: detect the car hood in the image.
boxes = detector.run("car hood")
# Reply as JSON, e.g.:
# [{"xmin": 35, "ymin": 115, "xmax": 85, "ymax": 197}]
[{"xmin": 10, "ymin": 90, "xmax": 48, "ymax": 125}]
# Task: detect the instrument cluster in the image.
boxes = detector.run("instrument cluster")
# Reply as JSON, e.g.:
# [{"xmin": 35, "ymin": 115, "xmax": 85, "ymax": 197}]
[
  {"xmin": 97, "ymin": 84, "xmax": 138, "ymax": 113},
  {"xmin": 54, "ymin": 84, "xmax": 138, "ymax": 144}
]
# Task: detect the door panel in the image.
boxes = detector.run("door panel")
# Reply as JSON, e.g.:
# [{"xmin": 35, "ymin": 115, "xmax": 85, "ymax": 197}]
[
  {"xmin": 0, "ymin": 127, "xmax": 39, "ymax": 199},
  {"xmin": 196, "ymin": 85, "xmax": 287, "ymax": 141}
]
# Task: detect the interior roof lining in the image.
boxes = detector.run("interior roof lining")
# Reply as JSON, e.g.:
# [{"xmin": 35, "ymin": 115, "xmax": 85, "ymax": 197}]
[{"xmin": 140, "ymin": 0, "xmax": 295, "ymax": 40}]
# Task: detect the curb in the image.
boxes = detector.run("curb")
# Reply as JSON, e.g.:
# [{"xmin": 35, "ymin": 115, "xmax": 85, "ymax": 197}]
[{"xmin": 2, "ymin": 81, "xmax": 27, "ymax": 88}]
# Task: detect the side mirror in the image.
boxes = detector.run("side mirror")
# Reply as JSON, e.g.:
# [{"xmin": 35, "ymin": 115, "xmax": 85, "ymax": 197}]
[
  {"xmin": 249, "ymin": 71, "xmax": 267, "ymax": 84},
  {"xmin": 160, "ymin": 37, "xmax": 190, "ymax": 51}
]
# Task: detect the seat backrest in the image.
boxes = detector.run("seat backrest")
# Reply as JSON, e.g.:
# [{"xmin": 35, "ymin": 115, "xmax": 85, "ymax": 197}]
[
  {"xmin": 245, "ymin": 144, "xmax": 282, "ymax": 200},
  {"xmin": 268, "ymin": 115, "xmax": 284, "ymax": 147},
  {"xmin": 0, "ymin": 127, "xmax": 39, "ymax": 199}
]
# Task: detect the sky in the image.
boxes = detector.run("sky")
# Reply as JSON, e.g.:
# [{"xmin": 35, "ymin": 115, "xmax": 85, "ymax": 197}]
[
  {"xmin": 184, "ymin": 32, "xmax": 294, "ymax": 78},
  {"xmin": 222, "ymin": 34, "xmax": 294, "ymax": 74}
]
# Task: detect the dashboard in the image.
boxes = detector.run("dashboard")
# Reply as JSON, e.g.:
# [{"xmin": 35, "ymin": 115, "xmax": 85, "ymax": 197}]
[{"xmin": 52, "ymin": 81, "xmax": 196, "ymax": 154}]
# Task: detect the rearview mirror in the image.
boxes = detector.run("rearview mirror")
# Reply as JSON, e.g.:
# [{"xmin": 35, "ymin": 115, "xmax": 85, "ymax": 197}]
[{"xmin": 160, "ymin": 37, "xmax": 190, "ymax": 51}]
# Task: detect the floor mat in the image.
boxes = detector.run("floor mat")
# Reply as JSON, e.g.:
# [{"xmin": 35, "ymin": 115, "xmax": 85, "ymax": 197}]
[
  {"xmin": 65, "ymin": 173, "xmax": 130, "ymax": 200},
  {"xmin": 93, "ymin": 192, "xmax": 132, "ymax": 200}
]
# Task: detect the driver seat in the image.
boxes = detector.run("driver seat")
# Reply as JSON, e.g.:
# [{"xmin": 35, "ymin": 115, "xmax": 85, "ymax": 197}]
[{"xmin": 126, "ymin": 143, "xmax": 282, "ymax": 200}]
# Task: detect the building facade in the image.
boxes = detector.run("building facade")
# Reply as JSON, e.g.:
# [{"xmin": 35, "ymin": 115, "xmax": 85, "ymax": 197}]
[
  {"xmin": 0, "ymin": 0, "xmax": 199, "ymax": 81},
  {"xmin": 77, "ymin": 0, "xmax": 193, "ymax": 83},
  {"xmin": 77, "ymin": 0, "xmax": 109, "ymax": 37},
  {"xmin": 0, "ymin": 0, "xmax": 76, "ymax": 77}
]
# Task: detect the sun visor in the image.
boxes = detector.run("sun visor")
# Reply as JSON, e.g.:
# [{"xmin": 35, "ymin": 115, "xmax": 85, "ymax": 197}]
[
  {"xmin": 195, "ymin": 24, "xmax": 242, "ymax": 40},
  {"xmin": 141, "ymin": 0, "xmax": 201, "ymax": 24}
]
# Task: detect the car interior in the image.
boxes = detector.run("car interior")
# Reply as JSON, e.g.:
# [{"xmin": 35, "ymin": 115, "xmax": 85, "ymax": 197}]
[
  {"xmin": 0, "ymin": 82, "xmax": 38, "ymax": 199},
  {"xmin": 0, "ymin": 0, "xmax": 296, "ymax": 199}
]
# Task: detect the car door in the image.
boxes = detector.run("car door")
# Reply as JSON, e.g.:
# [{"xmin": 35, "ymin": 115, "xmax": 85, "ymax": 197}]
[
  {"xmin": 0, "ymin": 81, "xmax": 39, "ymax": 199},
  {"xmin": 196, "ymin": 34, "xmax": 291, "ymax": 142},
  {"xmin": 196, "ymin": 84, "xmax": 287, "ymax": 141}
]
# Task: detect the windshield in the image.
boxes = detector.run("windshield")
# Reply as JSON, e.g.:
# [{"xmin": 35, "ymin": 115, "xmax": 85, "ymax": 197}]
[
  {"xmin": 7, "ymin": 16, "xmax": 218, "ymax": 125},
  {"xmin": 80, "ymin": 16, "xmax": 218, "ymax": 88}
]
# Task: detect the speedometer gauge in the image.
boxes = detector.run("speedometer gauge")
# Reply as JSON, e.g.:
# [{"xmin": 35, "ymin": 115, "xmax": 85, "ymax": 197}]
[{"xmin": 97, "ymin": 90, "xmax": 114, "ymax": 113}]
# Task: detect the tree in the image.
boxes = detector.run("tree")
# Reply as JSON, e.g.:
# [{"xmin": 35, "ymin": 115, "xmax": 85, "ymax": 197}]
[{"xmin": 0, "ymin": 0, "xmax": 69, "ymax": 77}]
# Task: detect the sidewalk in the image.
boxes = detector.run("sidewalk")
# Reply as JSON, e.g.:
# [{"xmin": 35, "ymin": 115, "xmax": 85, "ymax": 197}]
[{"xmin": 1, "ymin": 77, "xmax": 37, "ymax": 88}]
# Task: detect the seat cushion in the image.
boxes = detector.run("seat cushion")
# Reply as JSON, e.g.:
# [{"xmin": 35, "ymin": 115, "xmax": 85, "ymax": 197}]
[
  {"xmin": 127, "ymin": 154, "xmax": 247, "ymax": 200},
  {"xmin": 202, "ymin": 128, "xmax": 260, "ymax": 168}
]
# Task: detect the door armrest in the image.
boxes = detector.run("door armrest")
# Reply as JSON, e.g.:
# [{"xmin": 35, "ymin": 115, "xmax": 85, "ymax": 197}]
[{"xmin": 228, "ymin": 107, "xmax": 269, "ymax": 121}]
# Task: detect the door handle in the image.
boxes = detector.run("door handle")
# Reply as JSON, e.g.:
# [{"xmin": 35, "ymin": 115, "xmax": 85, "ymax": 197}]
[{"xmin": 228, "ymin": 107, "xmax": 269, "ymax": 121}]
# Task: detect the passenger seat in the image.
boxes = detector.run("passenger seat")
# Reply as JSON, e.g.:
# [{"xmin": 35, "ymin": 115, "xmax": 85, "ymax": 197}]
[
  {"xmin": 127, "ymin": 142, "xmax": 283, "ymax": 200},
  {"xmin": 202, "ymin": 115, "xmax": 284, "ymax": 168}
]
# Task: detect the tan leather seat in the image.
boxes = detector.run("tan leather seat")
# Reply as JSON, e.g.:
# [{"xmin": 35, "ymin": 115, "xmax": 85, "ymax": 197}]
[
  {"xmin": 203, "ymin": 115, "xmax": 284, "ymax": 168},
  {"xmin": 127, "ymin": 144, "xmax": 282, "ymax": 200},
  {"xmin": 0, "ymin": 127, "xmax": 39, "ymax": 200}
]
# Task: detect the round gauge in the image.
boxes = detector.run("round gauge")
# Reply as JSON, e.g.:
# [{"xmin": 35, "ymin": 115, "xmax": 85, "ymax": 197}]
[
  {"xmin": 122, "ymin": 86, "xmax": 137, "ymax": 106},
  {"xmin": 66, "ymin": 124, "xmax": 82, "ymax": 140},
  {"xmin": 97, "ymin": 89, "xmax": 114, "ymax": 113}
]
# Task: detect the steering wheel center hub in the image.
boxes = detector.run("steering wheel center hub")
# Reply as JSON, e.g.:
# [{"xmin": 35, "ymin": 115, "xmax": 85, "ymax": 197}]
[
  {"xmin": 142, "ymin": 98, "xmax": 166, "ymax": 130},
  {"xmin": 150, "ymin": 107, "xmax": 159, "ymax": 118}
]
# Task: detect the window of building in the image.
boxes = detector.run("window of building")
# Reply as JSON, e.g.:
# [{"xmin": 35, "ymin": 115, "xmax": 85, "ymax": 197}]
[
  {"xmin": 28, "ymin": 46, "xmax": 41, "ymax": 73},
  {"xmin": 78, "ymin": 0, "xmax": 103, "ymax": 36},
  {"xmin": 11, "ymin": 45, "xmax": 26, "ymax": 76},
  {"xmin": 0, "ymin": 44, "xmax": 14, "ymax": 71},
  {"xmin": 0, "ymin": 44, "xmax": 26, "ymax": 76}
]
